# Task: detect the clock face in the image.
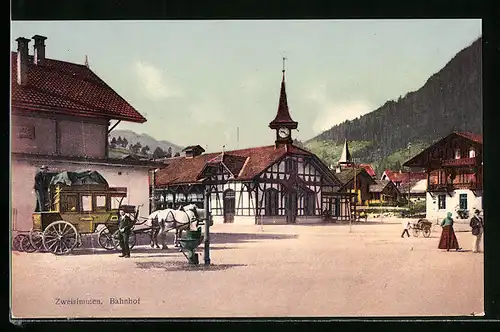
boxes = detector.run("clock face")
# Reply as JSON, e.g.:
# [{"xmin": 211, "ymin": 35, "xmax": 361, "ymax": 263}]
[{"xmin": 278, "ymin": 127, "xmax": 290, "ymax": 138}]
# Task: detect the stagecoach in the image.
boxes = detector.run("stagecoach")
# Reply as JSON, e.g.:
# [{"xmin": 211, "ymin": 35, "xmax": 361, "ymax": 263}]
[{"xmin": 14, "ymin": 170, "xmax": 141, "ymax": 255}]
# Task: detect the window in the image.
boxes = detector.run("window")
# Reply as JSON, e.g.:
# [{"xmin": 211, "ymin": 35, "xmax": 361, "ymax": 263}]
[
  {"xmin": 81, "ymin": 195, "xmax": 92, "ymax": 212},
  {"xmin": 304, "ymin": 193, "xmax": 316, "ymax": 215},
  {"xmin": 264, "ymin": 188, "xmax": 279, "ymax": 216},
  {"xmin": 95, "ymin": 195, "xmax": 106, "ymax": 211},
  {"xmin": 469, "ymin": 147, "xmax": 476, "ymax": 158},
  {"xmin": 455, "ymin": 148, "xmax": 461, "ymax": 159},
  {"xmin": 459, "ymin": 194, "xmax": 467, "ymax": 210},
  {"xmin": 438, "ymin": 194, "xmax": 446, "ymax": 210},
  {"xmin": 110, "ymin": 195, "xmax": 124, "ymax": 210},
  {"xmin": 285, "ymin": 158, "xmax": 298, "ymax": 174},
  {"xmin": 62, "ymin": 194, "xmax": 78, "ymax": 212}
]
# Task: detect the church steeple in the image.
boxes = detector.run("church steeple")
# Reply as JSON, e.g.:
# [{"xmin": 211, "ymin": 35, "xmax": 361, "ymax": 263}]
[
  {"xmin": 337, "ymin": 138, "xmax": 354, "ymax": 170},
  {"xmin": 269, "ymin": 58, "xmax": 298, "ymax": 147}
]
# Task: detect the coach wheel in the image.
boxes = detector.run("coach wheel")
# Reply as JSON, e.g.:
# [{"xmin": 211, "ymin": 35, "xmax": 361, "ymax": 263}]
[
  {"xmin": 423, "ymin": 228, "xmax": 431, "ymax": 238},
  {"xmin": 43, "ymin": 221, "xmax": 78, "ymax": 255},
  {"xmin": 98, "ymin": 228, "xmax": 115, "ymax": 250},
  {"xmin": 20, "ymin": 234, "xmax": 36, "ymax": 253},
  {"xmin": 112, "ymin": 230, "xmax": 136, "ymax": 250},
  {"xmin": 29, "ymin": 228, "xmax": 45, "ymax": 252},
  {"xmin": 412, "ymin": 228, "xmax": 420, "ymax": 237},
  {"xmin": 13, "ymin": 234, "xmax": 25, "ymax": 252}
]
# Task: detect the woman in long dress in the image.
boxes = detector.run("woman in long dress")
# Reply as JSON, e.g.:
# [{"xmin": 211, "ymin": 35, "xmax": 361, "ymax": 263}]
[{"xmin": 438, "ymin": 212, "xmax": 461, "ymax": 251}]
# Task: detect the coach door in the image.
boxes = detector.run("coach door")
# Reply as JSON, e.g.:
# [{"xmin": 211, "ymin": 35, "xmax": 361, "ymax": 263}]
[{"xmin": 223, "ymin": 189, "xmax": 235, "ymax": 223}]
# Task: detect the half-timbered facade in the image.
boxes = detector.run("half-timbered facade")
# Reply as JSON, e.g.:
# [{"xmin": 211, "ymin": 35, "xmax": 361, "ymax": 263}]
[
  {"xmin": 153, "ymin": 67, "xmax": 353, "ymax": 224},
  {"xmin": 403, "ymin": 132, "xmax": 483, "ymax": 221}
]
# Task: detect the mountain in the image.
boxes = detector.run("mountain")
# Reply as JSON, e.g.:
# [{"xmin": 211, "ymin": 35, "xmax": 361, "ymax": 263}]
[
  {"xmin": 109, "ymin": 129, "xmax": 183, "ymax": 158},
  {"xmin": 305, "ymin": 37, "xmax": 482, "ymax": 176}
]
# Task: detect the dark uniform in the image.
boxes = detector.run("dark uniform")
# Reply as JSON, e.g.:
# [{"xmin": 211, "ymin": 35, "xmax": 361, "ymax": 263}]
[
  {"xmin": 118, "ymin": 212, "xmax": 132, "ymax": 257},
  {"xmin": 34, "ymin": 167, "xmax": 48, "ymax": 212}
]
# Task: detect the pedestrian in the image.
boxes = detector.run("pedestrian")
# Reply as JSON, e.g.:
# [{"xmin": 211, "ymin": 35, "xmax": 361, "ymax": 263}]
[
  {"xmin": 470, "ymin": 209, "xmax": 484, "ymax": 253},
  {"xmin": 34, "ymin": 165, "xmax": 49, "ymax": 212},
  {"xmin": 401, "ymin": 219, "xmax": 411, "ymax": 238},
  {"xmin": 438, "ymin": 212, "xmax": 461, "ymax": 251},
  {"xmin": 118, "ymin": 208, "xmax": 132, "ymax": 258}
]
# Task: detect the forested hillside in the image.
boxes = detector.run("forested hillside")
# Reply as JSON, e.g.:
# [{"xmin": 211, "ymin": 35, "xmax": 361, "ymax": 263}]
[{"xmin": 305, "ymin": 37, "xmax": 482, "ymax": 176}]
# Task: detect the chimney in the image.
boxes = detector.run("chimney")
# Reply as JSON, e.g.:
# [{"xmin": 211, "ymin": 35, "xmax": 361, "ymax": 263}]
[
  {"xmin": 16, "ymin": 37, "xmax": 30, "ymax": 86},
  {"xmin": 32, "ymin": 35, "xmax": 47, "ymax": 65}
]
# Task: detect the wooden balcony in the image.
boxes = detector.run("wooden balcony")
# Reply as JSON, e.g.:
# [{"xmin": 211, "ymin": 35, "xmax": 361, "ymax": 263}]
[
  {"xmin": 428, "ymin": 182, "xmax": 482, "ymax": 192},
  {"xmin": 441, "ymin": 157, "xmax": 477, "ymax": 167}
]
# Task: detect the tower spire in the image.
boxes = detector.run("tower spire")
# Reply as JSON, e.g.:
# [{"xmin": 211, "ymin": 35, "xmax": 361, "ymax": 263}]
[
  {"xmin": 269, "ymin": 58, "xmax": 298, "ymax": 130},
  {"xmin": 338, "ymin": 138, "xmax": 353, "ymax": 167}
]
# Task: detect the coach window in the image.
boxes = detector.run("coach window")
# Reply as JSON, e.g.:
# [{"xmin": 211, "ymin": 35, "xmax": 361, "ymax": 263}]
[
  {"xmin": 110, "ymin": 195, "xmax": 124, "ymax": 210},
  {"xmin": 438, "ymin": 194, "xmax": 446, "ymax": 210},
  {"xmin": 62, "ymin": 194, "xmax": 78, "ymax": 212},
  {"xmin": 81, "ymin": 195, "xmax": 92, "ymax": 212},
  {"xmin": 95, "ymin": 195, "xmax": 107, "ymax": 212}
]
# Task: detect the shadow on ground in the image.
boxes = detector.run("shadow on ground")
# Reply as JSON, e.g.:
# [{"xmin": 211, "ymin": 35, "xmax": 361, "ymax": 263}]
[
  {"xmin": 135, "ymin": 260, "xmax": 246, "ymax": 271},
  {"xmin": 209, "ymin": 232, "xmax": 297, "ymax": 244}
]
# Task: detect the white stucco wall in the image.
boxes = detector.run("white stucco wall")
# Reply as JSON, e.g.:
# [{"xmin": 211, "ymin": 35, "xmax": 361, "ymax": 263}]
[
  {"xmin": 11, "ymin": 159, "xmax": 151, "ymax": 232},
  {"xmin": 426, "ymin": 189, "xmax": 482, "ymax": 223}
]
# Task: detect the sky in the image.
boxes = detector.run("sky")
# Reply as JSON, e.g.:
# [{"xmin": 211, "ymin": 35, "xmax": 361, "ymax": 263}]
[{"xmin": 11, "ymin": 20, "xmax": 481, "ymax": 152}]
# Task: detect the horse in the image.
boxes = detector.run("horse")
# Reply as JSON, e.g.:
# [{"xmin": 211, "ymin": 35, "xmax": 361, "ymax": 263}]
[{"xmin": 145, "ymin": 204, "xmax": 210, "ymax": 249}]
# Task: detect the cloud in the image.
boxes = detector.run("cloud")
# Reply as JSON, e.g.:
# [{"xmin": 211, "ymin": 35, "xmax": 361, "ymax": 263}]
[
  {"xmin": 134, "ymin": 61, "xmax": 183, "ymax": 101},
  {"xmin": 307, "ymin": 84, "xmax": 373, "ymax": 134}
]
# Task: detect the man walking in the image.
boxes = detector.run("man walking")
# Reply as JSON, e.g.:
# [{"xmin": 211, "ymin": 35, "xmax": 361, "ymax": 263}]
[
  {"xmin": 470, "ymin": 209, "xmax": 484, "ymax": 253},
  {"xmin": 34, "ymin": 165, "xmax": 48, "ymax": 212},
  {"xmin": 118, "ymin": 208, "xmax": 132, "ymax": 258}
]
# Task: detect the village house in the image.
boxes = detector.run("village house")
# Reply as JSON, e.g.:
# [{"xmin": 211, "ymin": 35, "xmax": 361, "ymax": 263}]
[
  {"xmin": 403, "ymin": 132, "xmax": 483, "ymax": 221},
  {"xmin": 152, "ymin": 67, "xmax": 354, "ymax": 225},
  {"xmin": 368, "ymin": 179, "xmax": 401, "ymax": 205},
  {"xmin": 359, "ymin": 163, "xmax": 377, "ymax": 179},
  {"xmin": 11, "ymin": 35, "xmax": 161, "ymax": 232},
  {"xmin": 333, "ymin": 140, "xmax": 378, "ymax": 207}
]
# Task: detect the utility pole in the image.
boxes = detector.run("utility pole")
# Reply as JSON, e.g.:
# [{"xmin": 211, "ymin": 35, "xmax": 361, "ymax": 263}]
[
  {"xmin": 350, "ymin": 158, "xmax": 356, "ymax": 233},
  {"xmin": 204, "ymin": 186, "xmax": 211, "ymax": 265},
  {"xmin": 407, "ymin": 143, "xmax": 411, "ymax": 211}
]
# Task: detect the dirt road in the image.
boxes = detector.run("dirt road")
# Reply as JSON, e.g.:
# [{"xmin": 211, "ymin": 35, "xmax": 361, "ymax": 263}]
[{"xmin": 10, "ymin": 220, "xmax": 483, "ymax": 318}]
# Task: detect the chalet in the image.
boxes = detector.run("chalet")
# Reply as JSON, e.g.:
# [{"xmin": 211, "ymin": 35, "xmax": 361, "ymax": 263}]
[
  {"xmin": 381, "ymin": 169, "xmax": 427, "ymax": 189},
  {"xmin": 335, "ymin": 168, "xmax": 376, "ymax": 206},
  {"xmin": 403, "ymin": 132, "xmax": 483, "ymax": 221},
  {"xmin": 368, "ymin": 179, "xmax": 401, "ymax": 205},
  {"xmin": 153, "ymin": 68, "xmax": 353, "ymax": 224},
  {"xmin": 399, "ymin": 178, "xmax": 427, "ymax": 202},
  {"xmin": 359, "ymin": 164, "xmax": 376, "ymax": 179},
  {"xmin": 11, "ymin": 35, "xmax": 161, "ymax": 231},
  {"xmin": 333, "ymin": 139, "xmax": 376, "ymax": 206}
]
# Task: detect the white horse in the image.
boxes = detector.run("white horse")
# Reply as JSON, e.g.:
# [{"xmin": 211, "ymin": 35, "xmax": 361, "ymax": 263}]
[{"xmin": 145, "ymin": 204, "xmax": 210, "ymax": 249}]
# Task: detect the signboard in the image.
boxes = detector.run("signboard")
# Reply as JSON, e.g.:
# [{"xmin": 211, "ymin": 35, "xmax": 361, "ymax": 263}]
[{"xmin": 14, "ymin": 125, "xmax": 35, "ymax": 139}]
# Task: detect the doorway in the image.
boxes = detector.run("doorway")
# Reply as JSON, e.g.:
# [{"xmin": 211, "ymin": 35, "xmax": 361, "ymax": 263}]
[{"xmin": 223, "ymin": 189, "xmax": 236, "ymax": 223}]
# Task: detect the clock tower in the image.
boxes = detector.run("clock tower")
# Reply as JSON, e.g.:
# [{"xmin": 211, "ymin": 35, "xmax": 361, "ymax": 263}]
[{"xmin": 269, "ymin": 58, "xmax": 298, "ymax": 147}]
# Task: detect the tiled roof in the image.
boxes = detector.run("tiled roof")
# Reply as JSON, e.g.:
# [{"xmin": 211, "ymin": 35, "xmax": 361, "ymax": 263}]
[
  {"xmin": 204, "ymin": 153, "xmax": 248, "ymax": 177},
  {"xmin": 369, "ymin": 179, "xmax": 390, "ymax": 193},
  {"xmin": 155, "ymin": 144, "xmax": 313, "ymax": 186},
  {"xmin": 359, "ymin": 163, "xmax": 376, "ymax": 177},
  {"xmin": 11, "ymin": 52, "xmax": 146, "ymax": 123},
  {"xmin": 383, "ymin": 170, "xmax": 426, "ymax": 183},
  {"xmin": 334, "ymin": 168, "xmax": 370, "ymax": 186}
]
